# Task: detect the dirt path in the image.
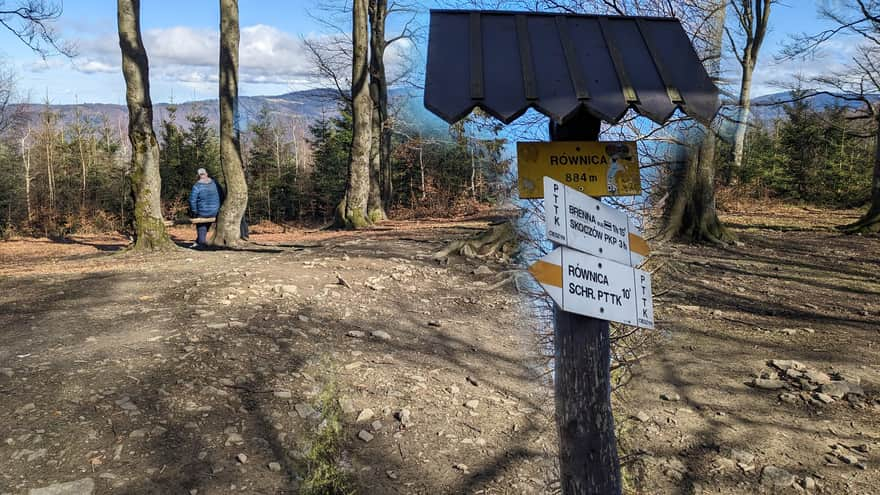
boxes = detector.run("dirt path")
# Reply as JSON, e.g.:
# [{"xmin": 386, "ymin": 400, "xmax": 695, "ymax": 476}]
[
  {"xmin": 620, "ymin": 206, "xmax": 880, "ymax": 494},
  {"xmin": 2, "ymin": 207, "xmax": 877, "ymax": 495},
  {"xmin": 0, "ymin": 220, "xmax": 557, "ymax": 494}
]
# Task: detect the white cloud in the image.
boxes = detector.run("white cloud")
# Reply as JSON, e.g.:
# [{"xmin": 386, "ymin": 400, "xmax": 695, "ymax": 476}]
[
  {"xmin": 68, "ymin": 24, "xmax": 319, "ymax": 89},
  {"xmin": 30, "ymin": 57, "xmax": 67, "ymax": 73},
  {"xmin": 145, "ymin": 26, "xmax": 218, "ymax": 67},
  {"xmin": 74, "ymin": 59, "xmax": 116, "ymax": 74},
  {"xmin": 63, "ymin": 22, "xmax": 415, "ymax": 95},
  {"xmin": 739, "ymin": 38, "xmax": 867, "ymax": 97}
]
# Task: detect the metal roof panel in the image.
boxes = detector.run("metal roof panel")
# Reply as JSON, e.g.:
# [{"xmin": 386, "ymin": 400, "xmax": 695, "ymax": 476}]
[
  {"xmin": 423, "ymin": 10, "xmax": 720, "ymax": 126},
  {"xmin": 637, "ymin": 19, "xmax": 720, "ymax": 124},
  {"xmin": 526, "ymin": 15, "xmax": 580, "ymax": 122},
  {"xmin": 480, "ymin": 13, "xmax": 531, "ymax": 123},
  {"xmin": 566, "ymin": 16, "xmax": 628, "ymax": 122},
  {"xmin": 602, "ymin": 18, "xmax": 677, "ymax": 123},
  {"xmin": 424, "ymin": 12, "xmax": 474, "ymax": 123}
]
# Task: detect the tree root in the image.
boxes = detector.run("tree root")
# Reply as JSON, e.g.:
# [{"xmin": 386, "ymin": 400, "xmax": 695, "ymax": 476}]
[
  {"xmin": 658, "ymin": 214, "xmax": 736, "ymax": 246},
  {"xmin": 433, "ymin": 221, "xmax": 518, "ymax": 262},
  {"xmin": 837, "ymin": 209, "xmax": 880, "ymax": 234}
]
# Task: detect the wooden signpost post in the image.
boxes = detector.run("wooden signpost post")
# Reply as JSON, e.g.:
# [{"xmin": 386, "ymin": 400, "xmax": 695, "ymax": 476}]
[
  {"xmin": 519, "ymin": 112, "xmax": 655, "ymax": 494},
  {"xmin": 542, "ymin": 111, "xmax": 626, "ymax": 493}
]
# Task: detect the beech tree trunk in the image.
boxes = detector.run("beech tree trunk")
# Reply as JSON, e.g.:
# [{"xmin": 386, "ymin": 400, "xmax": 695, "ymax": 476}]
[
  {"xmin": 78, "ymin": 129, "xmax": 88, "ymax": 209},
  {"xmin": 840, "ymin": 115, "xmax": 880, "ymax": 233},
  {"xmin": 419, "ymin": 145, "xmax": 426, "ymax": 200},
  {"xmin": 470, "ymin": 146, "xmax": 476, "ymax": 198},
  {"xmin": 368, "ymin": 0, "xmax": 392, "ymax": 218},
  {"xmin": 45, "ymin": 122, "xmax": 54, "ymax": 211},
  {"xmin": 336, "ymin": 0, "xmax": 372, "ymax": 229},
  {"xmin": 730, "ymin": 62, "xmax": 753, "ymax": 182},
  {"xmin": 661, "ymin": 130, "xmax": 733, "ymax": 244},
  {"xmin": 729, "ymin": 0, "xmax": 772, "ymax": 183},
  {"xmin": 213, "ymin": 0, "xmax": 248, "ymax": 246},
  {"xmin": 117, "ymin": 0, "xmax": 172, "ymax": 250},
  {"xmin": 368, "ymin": 89, "xmax": 386, "ymax": 221},
  {"xmin": 660, "ymin": 0, "xmax": 733, "ymax": 245},
  {"xmin": 20, "ymin": 129, "xmax": 32, "ymax": 223}
]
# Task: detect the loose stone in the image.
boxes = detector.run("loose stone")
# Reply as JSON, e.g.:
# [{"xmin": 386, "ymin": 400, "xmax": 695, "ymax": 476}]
[
  {"xmin": 273, "ymin": 390, "xmax": 292, "ymax": 399},
  {"xmin": 129, "ymin": 429, "xmax": 147, "ymax": 439},
  {"xmin": 634, "ymin": 411, "xmax": 651, "ymax": 422},
  {"xmin": 396, "ymin": 408, "xmax": 412, "ymax": 427},
  {"xmin": 761, "ymin": 466, "xmax": 795, "ymax": 489},
  {"xmin": 294, "ymin": 403, "xmax": 317, "ymax": 419},
  {"xmin": 802, "ymin": 476, "xmax": 817, "ymax": 490},
  {"xmin": 338, "ymin": 398, "xmax": 355, "ymax": 414},
  {"xmin": 225, "ymin": 433, "xmax": 244, "ymax": 446},
  {"xmin": 820, "ymin": 382, "xmax": 850, "ymax": 399},
  {"xmin": 752, "ymin": 379, "xmax": 785, "ymax": 390},
  {"xmin": 28, "ymin": 478, "xmax": 95, "ymax": 495},
  {"xmin": 356, "ymin": 408, "xmax": 374, "ymax": 423}
]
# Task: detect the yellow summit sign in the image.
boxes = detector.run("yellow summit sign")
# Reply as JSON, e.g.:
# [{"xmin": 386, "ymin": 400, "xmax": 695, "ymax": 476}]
[{"xmin": 517, "ymin": 141, "xmax": 640, "ymax": 199}]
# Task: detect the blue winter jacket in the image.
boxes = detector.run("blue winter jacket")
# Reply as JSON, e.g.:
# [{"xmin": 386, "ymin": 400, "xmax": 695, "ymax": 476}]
[{"xmin": 189, "ymin": 178, "xmax": 221, "ymax": 217}]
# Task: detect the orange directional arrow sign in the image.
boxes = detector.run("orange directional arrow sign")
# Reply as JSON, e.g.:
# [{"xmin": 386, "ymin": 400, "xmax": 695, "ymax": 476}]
[
  {"xmin": 628, "ymin": 218, "xmax": 650, "ymax": 267},
  {"xmin": 529, "ymin": 247, "xmax": 654, "ymax": 329}
]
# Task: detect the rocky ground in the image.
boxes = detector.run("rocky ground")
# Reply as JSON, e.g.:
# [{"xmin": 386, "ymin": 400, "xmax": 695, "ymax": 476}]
[
  {"xmin": 0, "ymin": 219, "xmax": 558, "ymax": 495},
  {"xmin": 1, "ymin": 205, "xmax": 878, "ymax": 495},
  {"xmin": 619, "ymin": 206, "xmax": 880, "ymax": 494}
]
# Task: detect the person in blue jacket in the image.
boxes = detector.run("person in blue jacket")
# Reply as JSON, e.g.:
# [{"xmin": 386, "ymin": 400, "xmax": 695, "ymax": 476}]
[{"xmin": 188, "ymin": 168, "xmax": 221, "ymax": 247}]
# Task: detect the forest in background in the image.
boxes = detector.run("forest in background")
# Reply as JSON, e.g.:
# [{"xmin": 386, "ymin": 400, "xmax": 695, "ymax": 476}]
[
  {"xmin": 719, "ymin": 94, "xmax": 876, "ymax": 208},
  {"xmin": 0, "ymin": 0, "xmax": 878, "ymax": 242},
  {"xmin": 0, "ymin": 88, "xmax": 874, "ymax": 238},
  {"xmin": 0, "ymin": 95, "xmax": 511, "ymax": 236}
]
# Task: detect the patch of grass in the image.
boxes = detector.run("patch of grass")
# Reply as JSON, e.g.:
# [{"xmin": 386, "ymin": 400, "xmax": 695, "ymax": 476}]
[
  {"xmin": 300, "ymin": 380, "xmax": 355, "ymax": 495},
  {"xmin": 612, "ymin": 365, "xmax": 639, "ymax": 495},
  {"xmin": 617, "ymin": 418, "xmax": 638, "ymax": 494}
]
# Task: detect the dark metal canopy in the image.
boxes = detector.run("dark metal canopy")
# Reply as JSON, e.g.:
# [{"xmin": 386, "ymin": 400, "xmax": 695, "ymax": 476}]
[{"xmin": 424, "ymin": 10, "xmax": 720, "ymax": 126}]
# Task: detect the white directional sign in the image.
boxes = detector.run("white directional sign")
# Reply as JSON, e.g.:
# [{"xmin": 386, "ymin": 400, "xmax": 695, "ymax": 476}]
[
  {"xmin": 529, "ymin": 247, "xmax": 654, "ymax": 329},
  {"xmin": 544, "ymin": 176, "xmax": 649, "ymax": 267}
]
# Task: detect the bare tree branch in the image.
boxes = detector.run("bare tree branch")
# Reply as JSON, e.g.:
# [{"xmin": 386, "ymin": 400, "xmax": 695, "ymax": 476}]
[{"xmin": 0, "ymin": 0, "xmax": 75, "ymax": 57}]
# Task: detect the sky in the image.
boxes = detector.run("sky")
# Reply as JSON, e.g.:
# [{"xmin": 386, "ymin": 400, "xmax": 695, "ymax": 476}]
[{"xmin": 0, "ymin": 1, "xmax": 858, "ymax": 106}]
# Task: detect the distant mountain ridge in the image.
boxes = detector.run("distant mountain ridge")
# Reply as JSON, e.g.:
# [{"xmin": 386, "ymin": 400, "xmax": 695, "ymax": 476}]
[
  {"xmin": 11, "ymin": 89, "xmax": 879, "ymax": 136},
  {"xmin": 747, "ymin": 91, "xmax": 880, "ymax": 122},
  {"xmin": 11, "ymin": 88, "xmax": 344, "ymax": 133}
]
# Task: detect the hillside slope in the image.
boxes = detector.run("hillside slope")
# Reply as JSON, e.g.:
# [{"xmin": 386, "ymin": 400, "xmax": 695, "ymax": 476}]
[{"xmin": 10, "ymin": 88, "xmax": 342, "ymax": 132}]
